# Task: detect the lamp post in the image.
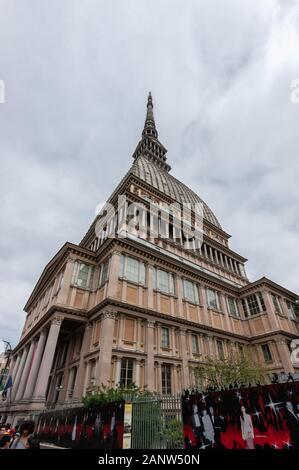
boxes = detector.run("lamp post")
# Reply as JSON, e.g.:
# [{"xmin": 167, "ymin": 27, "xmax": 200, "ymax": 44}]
[{"xmin": 0, "ymin": 340, "xmax": 12, "ymax": 392}]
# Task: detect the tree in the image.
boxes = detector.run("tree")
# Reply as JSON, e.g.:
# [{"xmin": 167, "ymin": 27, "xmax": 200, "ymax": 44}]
[{"xmin": 191, "ymin": 351, "xmax": 266, "ymax": 390}]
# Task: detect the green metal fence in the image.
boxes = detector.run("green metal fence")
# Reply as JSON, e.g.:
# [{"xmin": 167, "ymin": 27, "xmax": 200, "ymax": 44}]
[{"xmin": 131, "ymin": 394, "xmax": 183, "ymax": 449}]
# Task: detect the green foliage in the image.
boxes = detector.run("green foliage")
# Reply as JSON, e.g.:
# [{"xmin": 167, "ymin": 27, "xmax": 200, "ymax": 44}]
[
  {"xmin": 82, "ymin": 383, "xmax": 155, "ymax": 407},
  {"xmin": 160, "ymin": 418, "xmax": 184, "ymax": 449},
  {"xmin": 191, "ymin": 351, "xmax": 266, "ymax": 390}
]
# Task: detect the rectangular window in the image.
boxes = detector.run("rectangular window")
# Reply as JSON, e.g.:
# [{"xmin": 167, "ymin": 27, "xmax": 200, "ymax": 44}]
[
  {"xmin": 161, "ymin": 364, "xmax": 172, "ymax": 395},
  {"xmin": 99, "ymin": 259, "xmax": 109, "ymax": 287},
  {"xmin": 161, "ymin": 327, "xmax": 170, "ymax": 349},
  {"xmin": 73, "ymin": 262, "xmax": 93, "ymax": 288},
  {"xmin": 271, "ymin": 294, "xmax": 282, "ymax": 314},
  {"xmin": 286, "ymin": 300, "xmax": 296, "ymax": 320},
  {"xmin": 242, "ymin": 299, "xmax": 248, "ymax": 317},
  {"xmin": 261, "ymin": 344, "xmax": 272, "ymax": 363},
  {"xmin": 247, "ymin": 294, "xmax": 260, "ymax": 316},
  {"xmin": 191, "ymin": 334, "xmax": 199, "ymax": 354},
  {"xmin": 258, "ymin": 292, "xmax": 266, "ymax": 311},
  {"xmin": 183, "ymin": 279, "xmax": 199, "ymax": 304},
  {"xmin": 216, "ymin": 340, "xmax": 224, "ymax": 359},
  {"xmin": 154, "ymin": 268, "xmax": 175, "ymax": 295},
  {"xmin": 119, "ymin": 255, "xmax": 146, "ymax": 285},
  {"xmin": 227, "ymin": 296, "xmax": 239, "ymax": 317},
  {"xmin": 124, "ymin": 318, "xmax": 135, "ymax": 343},
  {"xmin": 120, "ymin": 358, "xmax": 134, "ymax": 388},
  {"xmin": 207, "ymin": 288, "xmax": 220, "ymax": 310}
]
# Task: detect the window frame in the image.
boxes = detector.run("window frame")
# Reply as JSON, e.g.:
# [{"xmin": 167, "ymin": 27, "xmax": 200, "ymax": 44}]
[
  {"xmin": 119, "ymin": 254, "xmax": 146, "ymax": 286},
  {"xmin": 183, "ymin": 279, "xmax": 200, "ymax": 304},
  {"xmin": 161, "ymin": 326, "xmax": 170, "ymax": 349},
  {"xmin": 154, "ymin": 268, "xmax": 175, "ymax": 296},
  {"xmin": 119, "ymin": 357, "xmax": 134, "ymax": 388},
  {"xmin": 206, "ymin": 288, "xmax": 220, "ymax": 311}
]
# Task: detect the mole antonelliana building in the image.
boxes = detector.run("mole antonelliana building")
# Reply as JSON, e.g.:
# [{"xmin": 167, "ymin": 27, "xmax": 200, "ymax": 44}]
[{"xmin": 1, "ymin": 94, "xmax": 298, "ymax": 424}]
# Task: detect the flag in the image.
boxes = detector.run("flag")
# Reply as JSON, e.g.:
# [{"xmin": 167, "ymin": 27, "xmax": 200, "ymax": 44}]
[{"xmin": 2, "ymin": 375, "xmax": 12, "ymax": 399}]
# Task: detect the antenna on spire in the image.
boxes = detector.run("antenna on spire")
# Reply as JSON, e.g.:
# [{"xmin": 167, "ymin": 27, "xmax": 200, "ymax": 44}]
[{"xmin": 143, "ymin": 92, "xmax": 158, "ymax": 139}]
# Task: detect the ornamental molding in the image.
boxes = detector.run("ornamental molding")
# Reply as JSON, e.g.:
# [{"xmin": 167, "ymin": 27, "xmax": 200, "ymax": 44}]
[
  {"xmin": 146, "ymin": 320, "xmax": 156, "ymax": 328},
  {"xmin": 101, "ymin": 310, "xmax": 118, "ymax": 320},
  {"xmin": 51, "ymin": 314, "xmax": 64, "ymax": 326}
]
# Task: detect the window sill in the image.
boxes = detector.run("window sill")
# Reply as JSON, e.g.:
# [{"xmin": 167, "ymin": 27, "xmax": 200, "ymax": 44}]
[
  {"xmin": 183, "ymin": 299, "xmax": 201, "ymax": 307},
  {"xmin": 119, "ymin": 277, "xmax": 146, "ymax": 288},
  {"xmin": 207, "ymin": 307, "xmax": 223, "ymax": 315},
  {"xmin": 71, "ymin": 283, "xmax": 92, "ymax": 292},
  {"xmin": 154, "ymin": 289, "xmax": 177, "ymax": 299}
]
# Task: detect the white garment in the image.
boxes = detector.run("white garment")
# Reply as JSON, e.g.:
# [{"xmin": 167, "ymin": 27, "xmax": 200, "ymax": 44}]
[
  {"xmin": 193, "ymin": 413, "xmax": 200, "ymax": 428},
  {"xmin": 240, "ymin": 414, "xmax": 254, "ymax": 440},
  {"xmin": 202, "ymin": 414, "xmax": 215, "ymax": 443}
]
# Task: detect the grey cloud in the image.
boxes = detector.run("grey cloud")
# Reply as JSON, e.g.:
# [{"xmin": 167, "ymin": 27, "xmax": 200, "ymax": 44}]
[{"xmin": 0, "ymin": 0, "xmax": 298, "ymax": 347}]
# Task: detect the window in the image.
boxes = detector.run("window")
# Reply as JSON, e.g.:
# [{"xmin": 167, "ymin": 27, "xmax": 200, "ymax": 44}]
[
  {"xmin": 120, "ymin": 358, "xmax": 134, "ymax": 387},
  {"xmin": 161, "ymin": 327, "xmax": 170, "ymax": 349},
  {"xmin": 261, "ymin": 344, "xmax": 272, "ymax": 363},
  {"xmin": 286, "ymin": 300, "xmax": 296, "ymax": 320},
  {"xmin": 183, "ymin": 279, "xmax": 199, "ymax": 304},
  {"xmin": 191, "ymin": 335, "xmax": 199, "ymax": 354},
  {"xmin": 247, "ymin": 294, "xmax": 260, "ymax": 316},
  {"xmin": 119, "ymin": 255, "xmax": 146, "ymax": 285},
  {"xmin": 73, "ymin": 262, "xmax": 93, "ymax": 288},
  {"xmin": 216, "ymin": 340, "xmax": 224, "ymax": 359},
  {"xmin": 271, "ymin": 294, "xmax": 282, "ymax": 314},
  {"xmin": 154, "ymin": 268, "xmax": 175, "ymax": 295},
  {"xmin": 242, "ymin": 292, "xmax": 266, "ymax": 317},
  {"xmin": 99, "ymin": 259, "xmax": 109, "ymax": 286},
  {"xmin": 207, "ymin": 288, "xmax": 220, "ymax": 310},
  {"xmin": 89, "ymin": 361, "xmax": 96, "ymax": 385},
  {"xmin": 55, "ymin": 269, "xmax": 64, "ymax": 294},
  {"xmin": 161, "ymin": 364, "xmax": 172, "ymax": 395},
  {"xmin": 258, "ymin": 292, "xmax": 266, "ymax": 311},
  {"xmin": 227, "ymin": 296, "xmax": 239, "ymax": 317}
]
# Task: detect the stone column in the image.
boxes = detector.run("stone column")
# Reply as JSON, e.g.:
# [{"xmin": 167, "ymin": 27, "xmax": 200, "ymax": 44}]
[
  {"xmin": 11, "ymin": 347, "xmax": 28, "ymax": 401},
  {"xmin": 107, "ymin": 252, "xmax": 121, "ymax": 299},
  {"xmin": 23, "ymin": 329, "xmax": 47, "ymax": 400},
  {"xmin": 156, "ymin": 362, "xmax": 162, "ymax": 393},
  {"xmin": 147, "ymin": 265, "xmax": 154, "ymax": 309},
  {"xmin": 135, "ymin": 359, "xmax": 141, "ymax": 387},
  {"xmin": 179, "ymin": 328, "xmax": 190, "ymax": 389},
  {"xmin": 73, "ymin": 322, "xmax": 92, "ymax": 400},
  {"xmin": 276, "ymin": 339, "xmax": 294, "ymax": 373},
  {"xmin": 175, "ymin": 276, "xmax": 184, "ymax": 317},
  {"xmin": 57, "ymin": 258, "xmax": 75, "ymax": 305},
  {"xmin": 33, "ymin": 315, "xmax": 63, "ymax": 401},
  {"xmin": 145, "ymin": 320, "xmax": 155, "ymax": 391},
  {"xmin": 10, "ymin": 354, "xmax": 20, "ymax": 384},
  {"xmin": 114, "ymin": 356, "xmax": 122, "ymax": 387},
  {"xmin": 97, "ymin": 311, "xmax": 117, "ymax": 386},
  {"xmin": 262, "ymin": 290, "xmax": 279, "ymax": 329},
  {"xmin": 15, "ymin": 341, "xmax": 35, "ymax": 401}
]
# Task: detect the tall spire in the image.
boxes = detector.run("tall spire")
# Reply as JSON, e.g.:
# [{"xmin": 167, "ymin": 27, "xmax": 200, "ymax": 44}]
[
  {"xmin": 142, "ymin": 92, "xmax": 158, "ymax": 139},
  {"xmin": 133, "ymin": 92, "xmax": 171, "ymax": 172}
]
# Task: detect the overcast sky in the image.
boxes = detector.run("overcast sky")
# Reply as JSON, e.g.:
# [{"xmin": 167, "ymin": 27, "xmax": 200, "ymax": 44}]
[{"xmin": 0, "ymin": 0, "xmax": 298, "ymax": 350}]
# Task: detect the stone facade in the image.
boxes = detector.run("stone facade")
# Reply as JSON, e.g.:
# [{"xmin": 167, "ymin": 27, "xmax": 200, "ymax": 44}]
[{"xmin": 1, "ymin": 94, "xmax": 298, "ymax": 425}]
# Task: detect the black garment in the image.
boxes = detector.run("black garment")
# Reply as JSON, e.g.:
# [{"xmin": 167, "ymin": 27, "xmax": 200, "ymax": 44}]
[
  {"xmin": 285, "ymin": 409, "xmax": 299, "ymax": 449},
  {"xmin": 28, "ymin": 434, "xmax": 40, "ymax": 449}
]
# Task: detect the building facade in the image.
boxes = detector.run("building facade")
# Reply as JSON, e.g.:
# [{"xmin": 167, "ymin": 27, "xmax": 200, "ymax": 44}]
[{"xmin": 1, "ymin": 94, "xmax": 298, "ymax": 425}]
